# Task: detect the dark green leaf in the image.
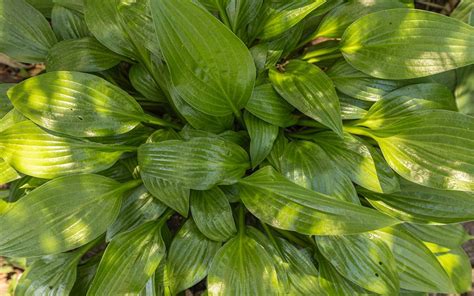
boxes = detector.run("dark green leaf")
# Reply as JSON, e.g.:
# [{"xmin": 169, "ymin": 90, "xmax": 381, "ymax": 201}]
[
  {"xmin": 0, "ymin": 83, "xmax": 14, "ymax": 118},
  {"xmin": 88, "ymin": 219, "xmax": 167, "ymax": 295},
  {"xmin": 151, "ymin": 0, "xmax": 256, "ymax": 117},
  {"xmin": 451, "ymin": 0, "xmax": 474, "ymax": 23},
  {"xmin": 190, "ymin": 187, "xmax": 237, "ymax": 241},
  {"xmin": 165, "ymin": 220, "xmax": 220, "ymax": 295},
  {"xmin": 47, "ymin": 37, "xmax": 122, "ymax": 72},
  {"xmin": 129, "ymin": 64, "xmax": 167, "ymax": 103},
  {"xmin": 402, "ymin": 224, "xmax": 473, "ymax": 249},
  {"xmin": 338, "ymin": 92, "xmax": 372, "ymax": 120},
  {"xmin": 138, "ymin": 137, "xmax": 250, "ymax": 190},
  {"xmin": 317, "ymin": 233, "xmax": 399, "ymax": 294},
  {"xmin": 245, "ymin": 83, "xmax": 297, "ymax": 127},
  {"xmin": 238, "ymin": 166, "xmax": 399, "ymax": 235},
  {"xmin": 341, "ymin": 9, "xmax": 474, "ymax": 79},
  {"xmin": 0, "ymin": 121, "xmax": 131, "ymax": 179},
  {"xmin": 0, "ymin": 175, "xmax": 140, "ymax": 257},
  {"xmin": 53, "ymin": 0, "xmax": 84, "ymax": 13},
  {"xmin": 0, "ymin": 0, "xmax": 57, "ymax": 63},
  {"xmin": 70, "ymin": 254, "xmax": 101, "ymax": 296},
  {"xmin": 455, "ymin": 65, "xmax": 474, "ymax": 116},
  {"xmin": 244, "ymin": 111, "xmax": 279, "ymax": 168},
  {"xmin": 313, "ymin": 131, "xmax": 399, "ymax": 193},
  {"xmin": 26, "ymin": 0, "xmax": 54, "ymax": 16},
  {"xmin": 270, "ymin": 60, "xmax": 343, "ymax": 136},
  {"xmin": 51, "ymin": 5, "xmax": 90, "ymax": 40}
]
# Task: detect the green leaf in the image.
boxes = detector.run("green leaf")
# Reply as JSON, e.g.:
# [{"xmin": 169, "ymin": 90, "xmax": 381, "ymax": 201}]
[
  {"xmin": 70, "ymin": 255, "xmax": 101, "ymax": 296},
  {"xmin": 425, "ymin": 243, "xmax": 472, "ymax": 294},
  {"xmin": 47, "ymin": 37, "xmax": 122, "ymax": 72},
  {"xmin": 259, "ymin": 0, "xmax": 326, "ymax": 40},
  {"xmin": 7, "ymin": 71, "xmax": 169, "ymax": 138},
  {"xmin": 0, "ymin": 0, "xmax": 57, "ymax": 63},
  {"xmin": 356, "ymin": 83, "xmax": 457, "ymax": 129},
  {"xmin": 6, "ymin": 175, "xmax": 48, "ymax": 203},
  {"xmin": 317, "ymin": 233, "xmax": 399, "ymax": 295},
  {"xmin": 151, "ymin": 0, "xmax": 256, "ymax": 117},
  {"xmin": 165, "ymin": 220, "xmax": 221, "ymax": 295},
  {"xmin": 0, "ymin": 109, "xmax": 28, "ymax": 133},
  {"xmin": 226, "ymin": 0, "xmax": 263, "ymax": 33},
  {"xmin": 280, "ymin": 141, "xmax": 359, "ymax": 204},
  {"xmin": 26, "ymin": 0, "xmax": 54, "ymax": 16},
  {"xmin": 15, "ymin": 250, "xmax": 83, "ymax": 296},
  {"xmin": 138, "ymin": 137, "xmax": 250, "ymax": 190},
  {"xmin": 313, "ymin": 131, "xmax": 399, "ymax": 193},
  {"xmin": 338, "ymin": 92, "xmax": 372, "ymax": 120},
  {"xmin": 190, "ymin": 187, "xmax": 237, "ymax": 241},
  {"xmin": 455, "ymin": 65, "xmax": 474, "ymax": 116},
  {"xmin": 327, "ymin": 59, "xmax": 409, "ymax": 102},
  {"xmin": 244, "ymin": 111, "xmax": 279, "ymax": 168},
  {"xmin": 451, "ymin": 0, "xmax": 474, "ymax": 23},
  {"xmin": 0, "ymin": 157, "xmax": 21, "ymax": 185},
  {"xmin": 88, "ymin": 219, "xmax": 167, "ymax": 295},
  {"xmin": 352, "ymin": 110, "xmax": 474, "ymax": 191},
  {"xmin": 207, "ymin": 233, "xmax": 280, "ymax": 296},
  {"xmin": 0, "ymin": 83, "xmax": 14, "ymax": 118},
  {"xmin": 53, "ymin": 0, "xmax": 84, "ymax": 13},
  {"xmin": 341, "ymin": 9, "xmax": 474, "ymax": 79},
  {"xmin": 141, "ymin": 174, "xmax": 190, "ymax": 217},
  {"xmin": 0, "ymin": 121, "xmax": 131, "ymax": 179},
  {"xmin": 106, "ymin": 185, "xmax": 167, "ymax": 241},
  {"xmin": 245, "ymin": 83, "xmax": 297, "ymax": 127},
  {"xmin": 51, "ymin": 5, "xmax": 90, "ymax": 40},
  {"xmin": 375, "ymin": 227, "xmax": 455, "ymax": 293},
  {"xmin": 318, "ymin": 254, "xmax": 371, "ymax": 296},
  {"xmin": 402, "ymin": 224, "xmax": 472, "ymax": 249},
  {"xmin": 359, "ymin": 181, "xmax": 474, "ymax": 224},
  {"xmin": 238, "ymin": 166, "xmax": 399, "ymax": 235},
  {"xmin": 269, "ymin": 60, "xmax": 343, "ymax": 136},
  {"xmin": 0, "ymin": 175, "xmax": 141, "ymax": 257},
  {"xmin": 129, "ymin": 64, "xmax": 167, "ymax": 103},
  {"xmin": 313, "ymin": 0, "xmax": 412, "ymax": 38}
]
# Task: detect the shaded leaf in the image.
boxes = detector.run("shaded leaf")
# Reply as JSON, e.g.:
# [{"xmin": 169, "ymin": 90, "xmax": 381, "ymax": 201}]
[
  {"xmin": 51, "ymin": 5, "xmax": 90, "ymax": 40},
  {"xmin": 270, "ymin": 60, "xmax": 343, "ymax": 136},
  {"xmin": 402, "ymin": 224, "xmax": 472, "ymax": 249},
  {"xmin": 190, "ymin": 187, "xmax": 237, "ymax": 241},
  {"xmin": 129, "ymin": 64, "xmax": 167, "ymax": 103},
  {"xmin": 244, "ymin": 111, "xmax": 279, "ymax": 168}
]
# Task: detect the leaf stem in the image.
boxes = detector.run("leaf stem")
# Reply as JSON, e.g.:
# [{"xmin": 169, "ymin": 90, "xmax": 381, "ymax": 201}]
[
  {"xmin": 306, "ymin": 52, "xmax": 343, "ymax": 63},
  {"xmin": 142, "ymin": 113, "xmax": 182, "ymax": 130},
  {"xmin": 273, "ymin": 228, "xmax": 313, "ymax": 248},
  {"xmin": 238, "ymin": 204, "xmax": 246, "ymax": 236},
  {"xmin": 343, "ymin": 125, "xmax": 375, "ymax": 138}
]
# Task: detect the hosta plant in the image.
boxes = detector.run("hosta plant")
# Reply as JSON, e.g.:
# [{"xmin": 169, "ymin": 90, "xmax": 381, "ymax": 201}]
[{"xmin": 0, "ymin": 0, "xmax": 473, "ymax": 295}]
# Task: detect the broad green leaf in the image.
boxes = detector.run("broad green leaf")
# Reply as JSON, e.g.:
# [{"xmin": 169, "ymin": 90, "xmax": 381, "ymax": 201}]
[
  {"xmin": 259, "ymin": 0, "xmax": 325, "ymax": 40},
  {"xmin": 106, "ymin": 185, "xmax": 167, "ymax": 241},
  {"xmin": 238, "ymin": 166, "xmax": 399, "ymax": 235},
  {"xmin": 98, "ymin": 158, "xmax": 135, "ymax": 182},
  {"xmin": 0, "ymin": 83, "xmax": 14, "ymax": 118},
  {"xmin": 88, "ymin": 219, "xmax": 167, "ymax": 295},
  {"xmin": 317, "ymin": 233, "xmax": 399, "ymax": 294},
  {"xmin": 451, "ymin": 0, "xmax": 474, "ymax": 23},
  {"xmin": 0, "ymin": 121, "xmax": 131, "ymax": 179},
  {"xmin": 141, "ymin": 174, "xmax": 190, "ymax": 217},
  {"xmin": 327, "ymin": 59, "xmax": 409, "ymax": 102},
  {"xmin": 0, "ymin": 157, "xmax": 20, "ymax": 185},
  {"xmin": 341, "ymin": 9, "xmax": 474, "ymax": 79},
  {"xmin": 129, "ymin": 64, "xmax": 167, "ymax": 103},
  {"xmin": 165, "ymin": 220, "xmax": 220, "ymax": 295},
  {"xmin": 351, "ymin": 110, "xmax": 474, "ymax": 191},
  {"xmin": 269, "ymin": 60, "xmax": 343, "ymax": 136},
  {"xmin": 190, "ymin": 187, "xmax": 237, "ymax": 241},
  {"xmin": 280, "ymin": 141, "xmax": 359, "ymax": 204},
  {"xmin": 8, "ymin": 71, "xmax": 171, "ymax": 138},
  {"xmin": 47, "ymin": 37, "xmax": 122, "ymax": 72},
  {"xmin": 266, "ymin": 130, "xmax": 288, "ymax": 171},
  {"xmin": 402, "ymin": 224, "xmax": 472, "ymax": 249},
  {"xmin": 0, "ymin": 0, "xmax": 57, "ymax": 63},
  {"xmin": 6, "ymin": 175, "xmax": 48, "ymax": 203},
  {"xmin": 245, "ymin": 83, "xmax": 297, "ymax": 127},
  {"xmin": 0, "ymin": 109, "xmax": 28, "ymax": 133},
  {"xmin": 226, "ymin": 0, "xmax": 263, "ymax": 33},
  {"xmin": 313, "ymin": 0, "xmax": 412, "ymax": 38},
  {"xmin": 426, "ymin": 243, "xmax": 472, "ymax": 294},
  {"xmin": 244, "ymin": 111, "xmax": 279, "ymax": 168},
  {"xmin": 313, "ymin": 131, "xmax": 399, "ymax": 193},
  {"xmin": 51, "ymin": 5, "xmax": 90, "ymax": 40},
  {"xmin": 0, "ymin": 175, "xmax": 141, "ymax": 257},
  {"xmin": 26, "ymin": 0, "xmax": 54, "ymax": 16},
  {"xmin": 318, "ymin": 255, "xmax": 371, "ymax": 296},
  {"xmin": 359, "ymin": 181, "xmax": 474, "ymax": 224},
  {"xmin": 15, "ymin": 250, "xmax": 83, "ymax": 296},
  {"xmin": 207, "ymin": 233, "xmax": 280, "ymax": 296},
  {"xmin": 455, "ymin": 65, "xmax": 474, "ymax": 116},
  {"xmin": 138, "ymin": 137, "xmax": 250, "ymax": 190},
  {"xmin": 90, "ymin": 125, "xmax": 154, "ymax": 147},
  {"xmin": 356, "ymin": 83, "xmax": 457, "ymax": 129},
  {"xmin": 151, "ymin": 0, "xmax": 256, "ymax": 117},
  {"xmin": 375, "ymin": 227, "xmax": 456, "ymax": 293},
  {"xmin": 338, "ymin": 93, "xmax": 372, "ymax": 120}
]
